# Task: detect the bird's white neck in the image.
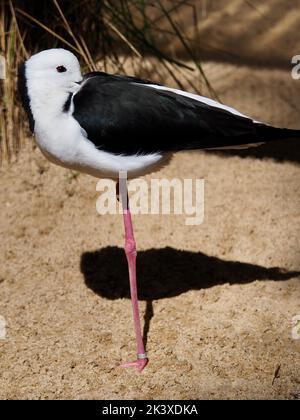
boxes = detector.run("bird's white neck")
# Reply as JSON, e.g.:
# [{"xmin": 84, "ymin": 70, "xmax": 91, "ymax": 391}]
[
  {"xmin": 26, "ymin": 79, "xmax": 81, "ymax": 165},
  {"xmin": 28, "ymin": 82, "xmax": 71, "ymax": 124}
]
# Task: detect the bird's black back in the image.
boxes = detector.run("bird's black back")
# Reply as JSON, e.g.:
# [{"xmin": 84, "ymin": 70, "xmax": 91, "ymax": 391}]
[{"xmin": 72, "ymin": 73, "xmax": 300, "ymax": 156}]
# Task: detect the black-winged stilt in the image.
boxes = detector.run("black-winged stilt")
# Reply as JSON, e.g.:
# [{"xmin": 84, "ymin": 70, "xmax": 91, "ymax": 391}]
[{"xmin": 18, "ymin": 48, "xmax": 300, "ymax": 372}]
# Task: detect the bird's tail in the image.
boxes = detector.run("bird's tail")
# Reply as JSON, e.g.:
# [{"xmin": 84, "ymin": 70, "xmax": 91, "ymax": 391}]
[
  {"xmin": 257, "ymin": 125, "xmax": 300, "ymax": 141},
  {"xmin": 205, "ymin": 124, "xmax": 300, "ymax": 151}
]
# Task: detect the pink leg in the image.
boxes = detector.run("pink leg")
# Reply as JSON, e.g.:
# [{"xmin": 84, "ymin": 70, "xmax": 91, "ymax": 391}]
[{"xmin": 118, "ymin": 181, "xmax": 148, "ymax": 372}]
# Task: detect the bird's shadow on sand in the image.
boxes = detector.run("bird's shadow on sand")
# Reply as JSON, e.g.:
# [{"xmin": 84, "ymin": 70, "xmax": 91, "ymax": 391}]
[
  {"xmin": 80, "ymin": 246, "xmax": 300, "ymax": 301},
  {"xmin": 81, "ymin": 246, "xmax": 299, "ymax": 347}
]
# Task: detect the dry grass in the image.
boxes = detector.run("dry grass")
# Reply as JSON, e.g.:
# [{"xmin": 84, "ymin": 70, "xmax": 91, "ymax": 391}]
[{"xmin": 0, "ymin": 0, "xmax": 27, "ymax": 163}]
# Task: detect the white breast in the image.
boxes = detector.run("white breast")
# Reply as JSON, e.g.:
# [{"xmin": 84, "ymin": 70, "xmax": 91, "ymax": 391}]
[{"xmin": 35, "ymin": 113, "xmax": 167, "ymax": 179}]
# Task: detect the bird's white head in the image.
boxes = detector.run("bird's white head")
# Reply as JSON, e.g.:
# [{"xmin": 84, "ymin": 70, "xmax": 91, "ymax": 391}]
[
  {"xmin": 24, "ymin": 48, "xmax": 82, "ymax": 92},
  {"xmin": 19, "ymin": 48, "xmax": 83, "ymax": 131}
]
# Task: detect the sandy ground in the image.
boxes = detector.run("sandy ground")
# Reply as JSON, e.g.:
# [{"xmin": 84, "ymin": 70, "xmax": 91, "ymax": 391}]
[{"xmin": 0, "ymin": 59, "xmax": 299, "ymax": 400}]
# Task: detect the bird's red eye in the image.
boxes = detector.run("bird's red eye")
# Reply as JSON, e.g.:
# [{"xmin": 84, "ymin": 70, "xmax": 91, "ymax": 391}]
[{"xmin": 56, "ymin": 66, "xmax": 67, "ymax": 73}]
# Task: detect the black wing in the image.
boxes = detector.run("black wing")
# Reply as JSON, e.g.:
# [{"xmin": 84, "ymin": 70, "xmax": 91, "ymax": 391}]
[
  {"xmin": 72, "ymin": 74, "xmax": 299, "ymax": 156},
  {"xmin": 82, "ymin": 71, "xmax": 159, "ymax": 86}
]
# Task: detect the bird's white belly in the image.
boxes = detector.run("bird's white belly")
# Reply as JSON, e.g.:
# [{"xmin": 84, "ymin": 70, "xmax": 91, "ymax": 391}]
[{"xmin": 34, "ymin": 117, "xmax": 170, "ymax": 179}]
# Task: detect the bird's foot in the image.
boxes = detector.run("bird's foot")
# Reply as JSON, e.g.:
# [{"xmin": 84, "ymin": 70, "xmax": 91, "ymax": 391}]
[{"xmin": 121, "ymin": 355, "xmax": 148, "ymax": 372}]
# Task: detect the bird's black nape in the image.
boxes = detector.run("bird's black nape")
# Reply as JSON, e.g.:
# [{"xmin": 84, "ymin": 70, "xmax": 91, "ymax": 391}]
[
  {"xmin": 63, "ymin": 93, "xmax": 73, "ymax": 113},
  {"xmin": 18, "ymin": 62, "xmax": 35, "ymax": 133}
]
